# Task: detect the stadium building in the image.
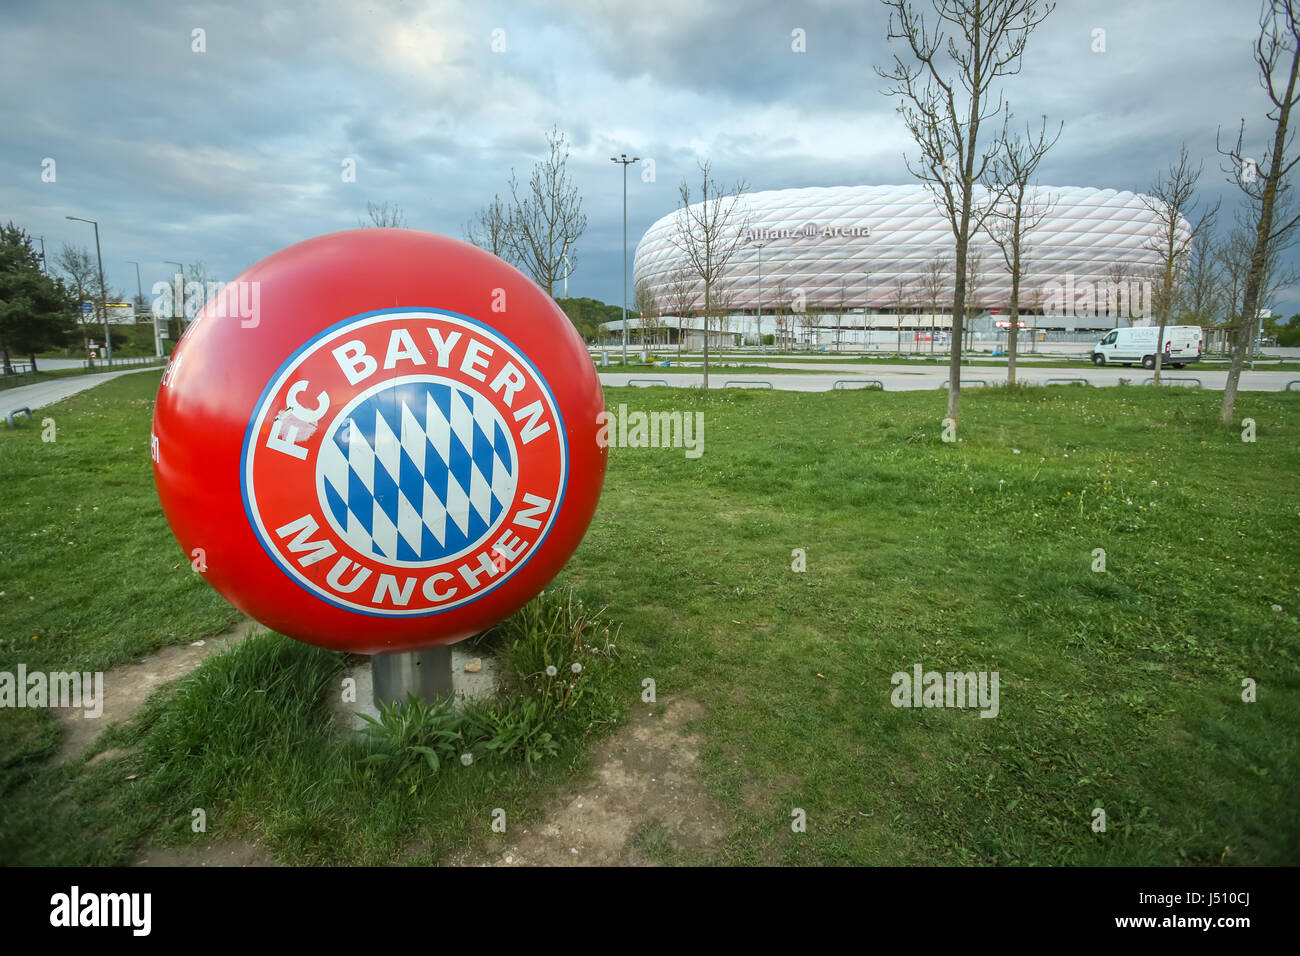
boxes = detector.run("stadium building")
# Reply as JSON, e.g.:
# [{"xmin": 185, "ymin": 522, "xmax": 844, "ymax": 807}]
[{"xmin": 621, "ymin": 184, "xmax": 1189, "ymax": 350}]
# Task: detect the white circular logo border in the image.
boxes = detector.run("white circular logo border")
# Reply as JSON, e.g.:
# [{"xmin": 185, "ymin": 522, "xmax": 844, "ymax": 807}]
[{"xmin": 239, "ymin": 308, "xmax": 567, "ymax": 618}]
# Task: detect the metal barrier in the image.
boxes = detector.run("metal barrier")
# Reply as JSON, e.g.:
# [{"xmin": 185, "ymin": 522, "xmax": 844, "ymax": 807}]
[
  {"xmin": 5, "ymin": 407, "xmax": 32, "ymax": 428},
  {"xmin": 82, "ymin": 356, "xmax": 167, "ymax": 371},
  {"xmin": 1044, "ymin": 377, "xmax": 1090, "ymax": 386},
  {"xmin": 722, "ymin": 380, "xmax": 774, "ymax": 389},
  {"xmin": 626, "ymin": 378, "xmax": 670, "ymax": 387},
  {"xmin": 940, "ymin": 379, "xmax": 989, "ymax": 388},
  {"xmin": 1287, "ymin": 380, "xmax": 1300, "ymax": 391},
  {"xmin": 832, "ymin": 379, "xmax": 884, "ymax": 390},
  {"xmin": 1142, "ymin": 376, "xmax": 1202, "ymax": 387}
]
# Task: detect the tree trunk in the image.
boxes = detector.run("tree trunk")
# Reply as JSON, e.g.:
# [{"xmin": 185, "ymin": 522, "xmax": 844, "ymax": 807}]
[
  {"xmin": 1223, "ymin": 32, "xmax": 1299, "ymax": 423},
  {"xmin": 1153, "ymin": 315, "xmax": 1168, "ymax": 386},
  {"xmin": 28, "ymin": 352, "xmax": 39, "ymax": 373},
  {"xmin": 1221, "ymin": 321, "xmax": 1248, "ymax": 422},
  {"xmin": 949, "ymin": 230, "xmax": 969, "ymax": 424},
  {"xmin": 1007, "ymin": 282, "xmax": 1019, "ymax": 387},
  {"xmin": 702, "ymin": 284, "xmax": 710, "ymax": 391}
]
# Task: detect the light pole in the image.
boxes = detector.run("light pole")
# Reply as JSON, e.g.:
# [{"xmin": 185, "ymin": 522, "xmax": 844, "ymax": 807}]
[
  {"xmin": 562, "ymin": 252, "xmax": 571, "ymax": 300},
  {"xmin": 752, "ymin": 239, "xmax": 766, "ymax": 353},
  {"xmin": 610, "ymin": 153, "xmax": 639, "ymax": 365},
  {"xmin": 127, "ymin": 260, "xmax": 161, "ymax": 358},
  {"xmin": 66, "ymin": 216, "xmax": 111, "ymax": 360},
  {"xmin": 125, "ymin": 259, "xmax": 144, "ymax": 310}
]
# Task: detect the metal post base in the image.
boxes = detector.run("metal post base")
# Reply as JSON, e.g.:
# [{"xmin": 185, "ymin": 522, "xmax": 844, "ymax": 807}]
[{"xmin": 371, "ymin": 646, "xmax": 454, "ymax": 709}]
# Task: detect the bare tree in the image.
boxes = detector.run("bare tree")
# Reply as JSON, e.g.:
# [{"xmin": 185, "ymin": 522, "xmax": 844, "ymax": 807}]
[
  {"xmin": 183, "ymin": 260, "xmax": 218, "ymax": 327},
  {"xmin": 1180, "ymin": 215, "xmax": 1226, "ymax": 333},
  {"xmin": 1141, "ymin": 145, "xmax": 1217, "ymax": 385},
  {"xmin": 1214, "ymin": 231, "xmax": 1251, "ymax": 353},
  {"xmin": 892, "ymin": 275, "xmax": 910, "ymax": 355},
  {"xmin": 464, "ymin": 194, "xmax": 514, "ymax": 262},
  {"xmin": 1218, "ymin": 194, "xmax": 1300, "ymax": 357},
  {"xmin": 661, "ymin": 265, "xmax": 698, "ymax": 362},
  {"xmin": 669, "ymin": 159, "xmax": 750, "ymax": 389},
  {"xmin": 1218, "ymin": 0, "xmax": 1300, "ymax": 422},
  {"xmin": 770, "ymin": 276, "xmax": 792, "ymax": 351},
  {"xmin": 505, "ymin": 127, "xmax": 588, "ymax": 296},
  {"xmin": 982, "ymin": 115, "xmax": 1060, "ymax": 384},
  {"xmin": 361, "ymin": 201, "xmax": 407, "ymax": 228},
  {"xmin": 835, "ymin": 279, "xmax": 849, "ymax": 352},
  {"xmin": 964, "ymin": 246, "xmax": 985, "ymax": 352},
  {"xmin": 919, "ymin": 253, "xmax": 951, "ymax": 355},
  {"xmin": 54, "ymin": 243, "xmax": 102, "ymax": 340},
  {"xmin": 798, "ymin": 294, "xmax": 823, "ymax": 349},
  {"xmin": 712, "ymin": 280, "xmax": 741, "ymax": 356},
  {"xmin": 634, "ymin": 277, "xmax": 661, "ymax": 348},
  {"xmin": 1102, "ymin": 260, "xmax": 1133, "ymax": 328},
  {"xmin": 877, "ymin": 0, "xmax": 1054, "ymax": 424}
]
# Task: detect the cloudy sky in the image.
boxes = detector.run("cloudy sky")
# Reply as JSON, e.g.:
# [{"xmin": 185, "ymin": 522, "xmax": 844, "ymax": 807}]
[{"xmin": 3, "ymin": 0, "xmax": 1291, "ymax": 310}]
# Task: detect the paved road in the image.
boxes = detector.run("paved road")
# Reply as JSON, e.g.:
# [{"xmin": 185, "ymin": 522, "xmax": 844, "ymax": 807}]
[
  {"xmin": 1, "ymin": 367, "xmax": 162, "ymax": 415},
  {"xmin": 3, "ymin": 360, "xmax": 1290, "ymax": 419},
  {"xmin": 593, "ymin": 345, "xmax": 1300, "ymax": 363},
  {"xmin": 600, "ymin": 364, "xmax": 1300, "ymax": 392}
]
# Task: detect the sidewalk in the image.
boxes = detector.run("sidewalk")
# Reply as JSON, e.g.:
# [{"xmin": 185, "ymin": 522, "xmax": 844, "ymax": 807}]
[{"xmin": 1, "ymin": 367, "xmax": 162, "ymax": 415}]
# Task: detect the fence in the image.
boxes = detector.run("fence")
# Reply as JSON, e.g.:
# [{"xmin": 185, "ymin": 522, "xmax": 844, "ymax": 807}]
[
  {"xmin": 2, "ymin": 355, "xmax": 167, "ymax": 392},
  {"xmin": 82, "ymin": 355, "xmax": 167, "ymax": 371}
]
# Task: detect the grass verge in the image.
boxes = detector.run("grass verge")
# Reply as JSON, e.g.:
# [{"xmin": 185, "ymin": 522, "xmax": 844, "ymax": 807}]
[{"xmin": 1, "ymin": 372, "xmax": 1296, "ymax": 865}]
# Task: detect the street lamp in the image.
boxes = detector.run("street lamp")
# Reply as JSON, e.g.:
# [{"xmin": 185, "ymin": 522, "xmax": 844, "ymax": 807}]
[
  {"xmin": 610, "ymin": 153, "xmax": 639, "ymax": 365},
  {"xmin": 65, "ymin": 216, "xmax": 111, "ymax": 360},
  {"xmin": 126, "ymin": 259, "xmax": 161, "ymax": 358},
  {"xmin": 125, "ymin": 259, "xmax": 144, "ymax": 310},
  {"xmin": 751, "ymin": 239, "xmax": 767, "ymax": 353}
]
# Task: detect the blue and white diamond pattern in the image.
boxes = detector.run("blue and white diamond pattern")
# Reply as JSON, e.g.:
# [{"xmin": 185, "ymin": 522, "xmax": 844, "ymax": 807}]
[{"xmin": 317, "ymin": 380, "xmax": 517, "ymax": 564}]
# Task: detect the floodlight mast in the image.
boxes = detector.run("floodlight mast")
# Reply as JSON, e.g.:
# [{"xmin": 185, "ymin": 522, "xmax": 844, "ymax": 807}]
[{"xmin": 611, "ymin": 154, "xmax": 639, "ymax": 365}]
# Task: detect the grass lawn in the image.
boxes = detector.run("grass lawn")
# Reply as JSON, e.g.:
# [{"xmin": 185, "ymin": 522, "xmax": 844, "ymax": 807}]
[{"xmin": 1, "ymin": 371, "xmax": 1297, "ymax": 865}]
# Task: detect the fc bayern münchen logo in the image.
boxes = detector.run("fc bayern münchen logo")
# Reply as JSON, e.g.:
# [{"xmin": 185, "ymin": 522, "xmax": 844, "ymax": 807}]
[{"xmin": 241, "ymin": 308, "xmax": 567, "ymax": 617}]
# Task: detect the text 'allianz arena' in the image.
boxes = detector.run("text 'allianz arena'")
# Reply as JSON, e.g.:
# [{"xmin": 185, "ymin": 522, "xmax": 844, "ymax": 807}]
[{"xmin": 631, "ymin": 184, "xmax": 1187, "ymax": 326}]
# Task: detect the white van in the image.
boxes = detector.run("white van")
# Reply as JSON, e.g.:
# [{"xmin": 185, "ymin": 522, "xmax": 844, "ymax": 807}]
[{"xmin": 1090, "ymin": 325, "xmax": 1202, "ymax": 369}]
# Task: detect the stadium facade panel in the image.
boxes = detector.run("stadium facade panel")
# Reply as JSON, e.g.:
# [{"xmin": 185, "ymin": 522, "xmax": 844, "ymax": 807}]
[{"xmin": 631, "ymin": 184, "xmax": 1188, "ymax": 316}]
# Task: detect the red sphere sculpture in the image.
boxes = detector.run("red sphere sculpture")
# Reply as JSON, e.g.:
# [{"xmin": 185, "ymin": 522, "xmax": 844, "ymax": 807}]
[{"xmin": 152, "ymin": 229, "xmax": 606, "ymax": 653}]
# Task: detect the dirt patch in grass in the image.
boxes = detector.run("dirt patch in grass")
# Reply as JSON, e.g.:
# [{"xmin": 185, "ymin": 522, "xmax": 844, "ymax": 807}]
[
  {"xmin": 51, "ymin": 618, "xmax": 259, "ymax": 766},
  {"xmin": 448, "ymin": 696, "xmax": 724, "ymax": 866}
]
